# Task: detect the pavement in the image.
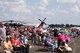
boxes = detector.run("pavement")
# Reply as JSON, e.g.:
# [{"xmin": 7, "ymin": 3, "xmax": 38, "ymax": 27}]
[
  {"xmin": 29, "ymin": 45, "xmax": 57, "ymax": 53},
  {"xmin": 0, "ymin": 36, "xmax": 79, "ymax": 53},
  {"xmin": 29, "ymin": 36, "xmax": 80, "ymax": 53}
]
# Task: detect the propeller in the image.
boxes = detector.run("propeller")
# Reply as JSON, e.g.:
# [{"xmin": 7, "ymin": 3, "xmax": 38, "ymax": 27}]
[
  {"xmin": 44, "ymin": 22, "xmax": 47, "ymax": 25},
  {"xmin": 38, "ymin": 18, "xmax": 47, "ymax": 27},
  {"xmin": 43, "ymin": 18, "xmax": 46, "ymax": 21},
  {"xmin": 38, "ymin": 19, "xmax": 43, "ymax": 22}
]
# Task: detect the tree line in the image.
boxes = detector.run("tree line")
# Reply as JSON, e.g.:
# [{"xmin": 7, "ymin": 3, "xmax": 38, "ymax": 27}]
[{"xmin": 49, "ymin": 24, "xmax": 80, "ymax": 28}]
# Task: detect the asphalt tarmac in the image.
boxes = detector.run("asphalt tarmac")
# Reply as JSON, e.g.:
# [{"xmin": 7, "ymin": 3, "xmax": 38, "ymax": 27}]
[{"xmin": 29, "ymin": 37, "xmax": 80, "ymax": 53}]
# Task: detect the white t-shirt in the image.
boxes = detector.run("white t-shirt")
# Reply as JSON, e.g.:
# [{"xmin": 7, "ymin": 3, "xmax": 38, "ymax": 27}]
[
  {"xmin": 0, "ymin": 26, "xmax": 6, "ymax": 40},
  {"xmin": 25, "ymin": 39, "xmax": 28, "ymax": 44}
]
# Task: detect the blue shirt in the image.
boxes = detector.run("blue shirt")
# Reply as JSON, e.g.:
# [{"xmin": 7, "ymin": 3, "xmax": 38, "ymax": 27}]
[
  {"xmin": 19, "ymin": 38, "xmax": 25, "ymax": 44},
  {"xmin": 44, "ymin": 38, "xmax": 52, "ymax": 46}
]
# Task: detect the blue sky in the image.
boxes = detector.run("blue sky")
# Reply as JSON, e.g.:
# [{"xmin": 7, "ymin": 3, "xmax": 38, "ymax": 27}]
[{"xmin": 0, "ymin": 0, "xmax": 80, "ymax": 25}]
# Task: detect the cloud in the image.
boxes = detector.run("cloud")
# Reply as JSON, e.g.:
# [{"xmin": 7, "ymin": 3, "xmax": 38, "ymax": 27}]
[
  {"xmin": 38, "ymin": 0, "xmax": 51, "ymax": 10},
  {"xmin": 40, "ymin": 0, "xmax": 49, "ymax": 6},
  {"xmin": 32, "ymin": 0, "xmax": 54, "ymax": 18},
  {"xmin": 70, "ymin": 5, "xmax": 80, "ymax": 13},
  {"xmin": 0, "ymin": 0, "xmax": 80, "ymax": 24},
  {"xmin": 10, "ymin": 6, "xmax": 32, "ymax": 14},
  {"xmin": 77, "ymin": 0, "xmax": 80, "ymax": 3},
  {"xmin": 56, "ymin": 9, "xmax": 68, "ymax": 14},
  {"xmin": 40, "ymin": 10, "xmax": 54, "ymax": 16},
  {"xmin": 56, "ymin": 0, "xmax": 77, "ymax": 3},
  {"xmin": 38, "ymin": 6, "xmax": 46, "ymax": 10},
  {"xmin": 0, "ymin": 0, "xmax": 32, "ymax": 14},
  {"xmin": 17, "ymin": 0, "xmax": 26, "ymax": 3}
]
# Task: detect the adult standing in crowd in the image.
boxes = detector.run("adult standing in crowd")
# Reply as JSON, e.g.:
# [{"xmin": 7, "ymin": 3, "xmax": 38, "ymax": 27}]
[
  {"xmin": 0, "ymin": 22, "xmax": 6, "ymax": 41},
  {"xmin": 31, "ymin": 26, "xmax": 36, "ymax": 44},
  {"xmin": 54, "ymin": 28, "xmax": 58, "ymax": 37}
]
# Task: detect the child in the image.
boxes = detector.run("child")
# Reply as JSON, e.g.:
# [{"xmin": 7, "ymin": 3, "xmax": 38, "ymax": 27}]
[
  {"xmin": 0, "ymin": 36, "xmax": 2, "ymax": 46},
  {"xmin": 54, "ymin": 37, "xmax": 58, "ymax": 52}
]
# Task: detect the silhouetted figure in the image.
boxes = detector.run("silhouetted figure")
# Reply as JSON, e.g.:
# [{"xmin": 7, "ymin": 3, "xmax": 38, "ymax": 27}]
[{"xmin": 54, "ymin": 28, "xmax": 58, "ymax": 37}]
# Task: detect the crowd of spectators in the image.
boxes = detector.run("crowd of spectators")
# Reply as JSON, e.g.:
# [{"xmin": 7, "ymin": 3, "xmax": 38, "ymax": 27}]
[{"xmin": 0, "ymin": 22, "xmax": 80, "ymax": 53}]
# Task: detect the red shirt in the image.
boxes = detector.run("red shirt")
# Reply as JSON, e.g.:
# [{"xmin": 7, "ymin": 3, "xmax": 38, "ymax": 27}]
[{"xmin": 11, "ymin": 38, "xmax": 21, "ymax": 47}]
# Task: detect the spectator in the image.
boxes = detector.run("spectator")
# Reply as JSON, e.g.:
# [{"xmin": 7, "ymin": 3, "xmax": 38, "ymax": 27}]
[
  {"xmin": 0, "ymin": 36, "xmax": 2, "ymax": 46},
  {"xmin": 0, "ymin": 22, "xmax": 6, "ymax": 41},
  {"xmin": 11, "ymin": 36, "xmax": 21, "ymax": 53},
  {"xmin": 3, "ymin": 38, "xmax": 13, "ymax": 53},
  {"xmin": 44, "ymin": 36, "xmax": 54, "ymax": 51},
  {"xmin": 19, "ymin": 35, "xmax": 29, "ymax": 53}
]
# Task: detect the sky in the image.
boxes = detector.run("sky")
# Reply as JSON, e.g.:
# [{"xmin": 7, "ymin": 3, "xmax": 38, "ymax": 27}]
[{"xmin": 0, "ymin": 0, "xmax": 80, "ymax": 25}]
